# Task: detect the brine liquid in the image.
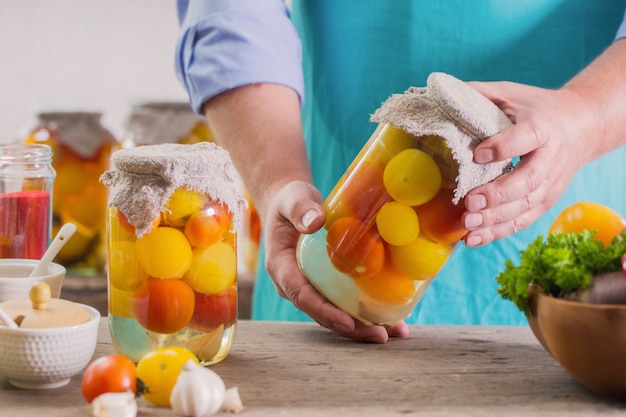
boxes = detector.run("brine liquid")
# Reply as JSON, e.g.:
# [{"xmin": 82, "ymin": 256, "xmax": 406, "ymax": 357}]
[
  {"xmin": 109, "ymin": 314, "xmax": 236, "ymax": 365},
  {"xmin": 297, "ymin": 228, "xmax": 432, "ymax": 326}
]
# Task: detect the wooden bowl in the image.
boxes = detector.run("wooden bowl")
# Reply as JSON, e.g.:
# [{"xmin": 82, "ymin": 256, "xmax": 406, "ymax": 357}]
[{"xmin": 527, "ymin": 283, "xmax": 626, "ymax": 398}]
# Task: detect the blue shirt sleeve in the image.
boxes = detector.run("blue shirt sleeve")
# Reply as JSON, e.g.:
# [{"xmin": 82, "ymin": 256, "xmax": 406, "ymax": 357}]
[
  {"xmin": 175, "ymin": 0, "xmax": 304, "ymax": 113},
  {"xmin": 616, "ymin": 9, "xmax": 626, "ymax": 40}
]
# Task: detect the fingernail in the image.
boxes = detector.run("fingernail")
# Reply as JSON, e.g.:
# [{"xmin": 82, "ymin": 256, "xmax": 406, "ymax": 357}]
[
  {"xmin": 465, "ymin": 213, "xmax": 483, "ymax": 228},
  {"xmin": 475, "ymin": 148, "xmax": 494, "ymax": 163},
  {"xmin": 301, "ymin": 209, "xmax": 319, "ymax": 229},
  {"xmin": 466, "ymin": 235, "xmax": 483, "ymax": 247},
  {"xmin": 467, "ymin": 194, "xmax": 487, "ymax": 210}
]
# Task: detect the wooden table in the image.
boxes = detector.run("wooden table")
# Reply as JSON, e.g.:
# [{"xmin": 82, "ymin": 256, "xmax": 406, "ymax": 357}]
[{"xmin": 1, "ymin": 320, "xmax": 625, "ymax": 416}]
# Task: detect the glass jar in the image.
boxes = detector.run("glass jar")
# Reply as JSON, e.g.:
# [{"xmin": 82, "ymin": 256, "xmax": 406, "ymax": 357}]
[
  {"xmin": 101, "ymin": 142, "xmax": 246, "ymax": 365},
  {"xmin": 23, "ymin": 111, "xmax": 118, "ymax": 275},
  {"xmin": 296, "ymin": 72, "xmax": 513, "ymax": 326},
  {"xmin": 121, "ymin": 101, "xmax": 213, "ymax": 148},
  {"xmin": 297, "ymin": 125, "xmax": 467, "ymax": 325},
  {"xmin": 0, "ymin": 144, "xmax": 55, "ymax": 260}
]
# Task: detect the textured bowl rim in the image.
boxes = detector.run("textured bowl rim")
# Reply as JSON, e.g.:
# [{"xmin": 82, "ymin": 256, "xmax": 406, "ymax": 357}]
[{"xmin": 0, "ymin": 258, "xmax": 66, "ymax": 281}]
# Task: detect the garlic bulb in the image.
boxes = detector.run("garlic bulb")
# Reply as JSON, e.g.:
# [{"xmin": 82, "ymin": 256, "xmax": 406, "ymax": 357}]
[
  {"xmin": 91, "ymin": 392, "xmax": 137, "ymax": 417},
  {"xmin": 170, "ymin": 359, "xmax": 226, "ymax": 417}
]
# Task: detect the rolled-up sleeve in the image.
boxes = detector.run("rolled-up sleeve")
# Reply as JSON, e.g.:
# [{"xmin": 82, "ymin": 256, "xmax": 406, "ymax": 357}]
[
  {"xmin": 616, "ymin": 9, "xmax": 626, "ymax": 40},
  {"xmin": 176, "ymin": 0, "xmax": 304, "ymax": 113}
]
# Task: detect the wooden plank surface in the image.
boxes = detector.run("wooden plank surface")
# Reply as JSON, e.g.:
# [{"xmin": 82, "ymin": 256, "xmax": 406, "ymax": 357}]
[{"xmin": 1, "ymin": 320, "xmax": 625, "ymax": 416}]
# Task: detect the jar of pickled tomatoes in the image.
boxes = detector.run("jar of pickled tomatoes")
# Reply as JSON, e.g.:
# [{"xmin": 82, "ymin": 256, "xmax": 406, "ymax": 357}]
[
  {"xmin": 122, "ymin": 101, "xmax": 214, "ymax": 148},
  {"xmin": 101, "ymin": 142, "xmax": 246, "ymax": 364},
  {"xmin": 23, "ymin": 111, "xmax": 118, "ymax": 275},
  {"xmin": 296, "ymin": 72, "xmax": 513, "ymax": 326}
]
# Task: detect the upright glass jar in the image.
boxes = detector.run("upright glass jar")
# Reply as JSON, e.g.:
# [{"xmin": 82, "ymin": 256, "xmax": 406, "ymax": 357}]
[
  {"xmin": 121, "ymin": 101, "xmax": 213, "ymax": 148},
  {"xmin": 296, "ymin": 72, "xmax": 513, "ymax": 326},
  {"xmin": 0, "ymin": 144, "xmax": 55, "ymax": 260},
  {"xmin": 101, "ymin": 142, "xmax": 245, "ymax": 365},
  {"xmin": 23, "ymin": 111, "xmax": 118, "ymax": 275}
]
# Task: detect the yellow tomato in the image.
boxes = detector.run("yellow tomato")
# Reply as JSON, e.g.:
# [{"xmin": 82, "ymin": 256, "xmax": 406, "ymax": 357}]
[
  {"xmin": 108, "ymin": 240, "xmax": 148, "ymax": 291},
  {"xmin": 376, "ymin": 201, "xmax": 420, "ymax": 246},
  {"xmin": 161, "ymin": 188, "xmax": 208, "ymax": 227},
  {"xmin": 383, "ymin": 149, "xmax": 441, "ymax": 206},
  {"xmin": 183, "ymin": 242, "xmax": 237, "ymax": 294},
  {"xmin": 136, "ymin": 346, "xmax": 199, "ymax": 407},
  {"xmin": 135, "ymin": 227, "xmax": 192, "ymax": 279},
  {"xmin": 389, "ymin": 235, "xmax": 452, "ymax": 280}
]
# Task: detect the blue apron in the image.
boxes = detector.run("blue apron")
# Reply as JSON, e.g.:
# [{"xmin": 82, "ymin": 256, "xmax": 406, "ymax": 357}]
[{"xmin": 252, "ymin": 0, "xmax": 626, "ymax": 325}]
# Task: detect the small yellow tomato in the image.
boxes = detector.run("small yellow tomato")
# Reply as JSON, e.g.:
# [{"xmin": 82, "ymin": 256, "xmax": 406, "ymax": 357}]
[{"xmin": 136, "ymin": 346, "xmax": 199, "ymax": 407}]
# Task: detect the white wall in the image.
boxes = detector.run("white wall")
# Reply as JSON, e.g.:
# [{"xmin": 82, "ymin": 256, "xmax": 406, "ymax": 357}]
[{"xmin": 0, "ymin": 0, "xmax": 188, "ymax": 143}]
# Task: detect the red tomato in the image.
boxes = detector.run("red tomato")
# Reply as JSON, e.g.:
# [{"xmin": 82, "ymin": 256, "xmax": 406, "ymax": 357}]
[
  {"xmin": 81, "ymin": 354, "xmax": 137, "ymax": 403},
  {"xmin": 132, "ymin": 278, "xmax": 195, "ymax": 334},
  {"xmin": 622, "ymin": 253, "xmax": 626, "ymax": 276},
  {"xmin": 414, "ymin": 188, "xmax": 467, "ymax": 244},
  {"xmin": 189, "ymin": 286, "xmax": 237, "ymax": 332},
  {"xmin": 549, "ymin": 201, "xmax": 626, "ymax": 246}
]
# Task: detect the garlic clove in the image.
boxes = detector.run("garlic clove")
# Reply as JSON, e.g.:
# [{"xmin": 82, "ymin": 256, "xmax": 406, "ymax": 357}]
[
  {"xmin": 170, "ymin": 359, "xmax": 226, "ymax": 417},
  {"xmin": 91, "ymin": 392, "xmax": 137, "ymax": 417},
  {"xmin": 184, "ymin": 324, "xmax": 224, "ymax": 361},
  {"xmin": 222, "ymin": 387, "xmax": 245, "ymax": 413}
]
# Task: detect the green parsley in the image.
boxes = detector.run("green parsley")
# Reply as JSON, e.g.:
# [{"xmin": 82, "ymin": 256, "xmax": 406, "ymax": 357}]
[{"xmin": 495, "ymin": 230, "xmax": 626, "ymax": 315}]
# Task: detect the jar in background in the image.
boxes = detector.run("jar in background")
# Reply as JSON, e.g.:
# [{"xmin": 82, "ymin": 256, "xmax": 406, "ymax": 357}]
[
  {"xmin": 296, "ymin": 73, "xmax": 513, "ymax": 326},
  {"xmin": 241, "ymin": 189, "xmax": 261, "ymax": 275},
  {"xmin": 0, "ymin": 144, "xmax": 55, "ymax": 260},
  {"xmin": 122, "ymin": 101, "xmax": 213, "ymax": 148},
  {"xmin": 101, "ymin": 142, "xmax": 246, "ymax": 365},
  {"xmin": 23, "ymin": 111, "xmax": 118, "ymax": 275}
]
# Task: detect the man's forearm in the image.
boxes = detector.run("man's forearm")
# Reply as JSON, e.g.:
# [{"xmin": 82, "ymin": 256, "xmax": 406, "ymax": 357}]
[{"xmin": 202, "ymin": 83, "xmax": 311, "ymax": 220}]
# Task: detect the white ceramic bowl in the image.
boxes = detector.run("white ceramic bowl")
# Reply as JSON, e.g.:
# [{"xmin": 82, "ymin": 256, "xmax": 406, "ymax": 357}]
[
  {"xmin": 0, "ymin": 259, "xmax": 65, "ymax": 302},
  {"xmin": 0, "ymin": 303, "xmax": 100, "ymax": 389}
]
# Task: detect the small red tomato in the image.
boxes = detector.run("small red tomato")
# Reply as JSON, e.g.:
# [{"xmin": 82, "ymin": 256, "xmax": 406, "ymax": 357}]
[
  {"xmin": 81, "ymin": 354, "xmax": 137, "ymax": 403},
  {"xmin": 188, "ymin": 286, "xmax": 237, "ymax": 332}
]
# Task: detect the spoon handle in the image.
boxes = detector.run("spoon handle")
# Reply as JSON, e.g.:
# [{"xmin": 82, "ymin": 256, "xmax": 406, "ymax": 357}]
[
  {"xmin": 0, "ymin": 305, "xmax": 18, "ymax": 329},
  {"xmin": 29, "ymin": 223, "xmax": 77, "ymax": 278}
]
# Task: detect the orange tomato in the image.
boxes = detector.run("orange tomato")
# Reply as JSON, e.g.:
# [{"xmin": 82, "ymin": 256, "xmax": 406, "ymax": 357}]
[
  {"xmin": 326, "ymin": 217, "xmax": 385, "ymax": 279},
  {"xmin": 183, "ymin": 201, "xmax": 231, "ymax": 248},
  {"xmin": 132, "ymin": 278, "xmax": 195, "ymax": 334},
  {"xmin": 355, "ymin": 255, "xmax": 416, "ymax": 305},
  {"xmin": 414, "ymin": 188, "xmax": 468, "ymax": 244},
  {"xmin": 548, "ymin": 201, "xmax": 626, "ymax": 246}
]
